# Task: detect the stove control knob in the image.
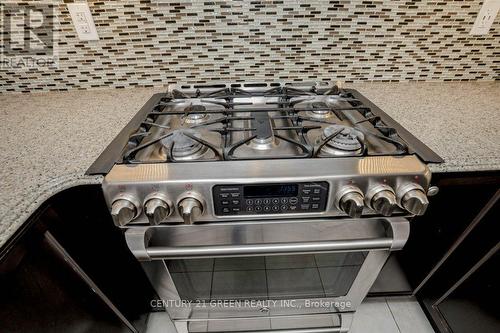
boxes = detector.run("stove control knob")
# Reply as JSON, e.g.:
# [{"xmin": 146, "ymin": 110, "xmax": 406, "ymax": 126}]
[
  {"xmin": 111, "ymin": 198, "xmax": 138, "ymax": 226},
  {"xmin": 366, "ymin": 185, "xmax": 397, "ymax": 216},
  {"xmin": 178, "ymin": 196, "xmax": 204, "ymax": 225},
  {"xmin": 336, "ymin": 185, "xmax": 365, "ymax": 218},
  {"xmin": 397, "ymin": 184, "xmax": 429, "ymax": 216},
  {"xmin": 145, "ymin": 197, "xmax": 171, "ymax": 225}
]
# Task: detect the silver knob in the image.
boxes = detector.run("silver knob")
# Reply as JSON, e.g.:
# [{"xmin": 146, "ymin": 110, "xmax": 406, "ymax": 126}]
[
  {"xmin": 401, "ymin": 189, "xmax": 429, "ymax": 216},
  {"xmin": 371, "ymin": 190, "xmax": 397, "ymax": 216},
  {"xmin": 111, "ymin": 199, "xmax": 137, "ymax": 226},
  {"xmin": 337, "ymin": 186, "xmax": 364, "ymax": 218},
  {"xmin": 427, "ymin": 186, "xmax": 439, "ymax": 197},
  {"xmin": 145, "ymin": 198, "xmax": 171, "ymax": 225},
  {"xmin": 178, "ymin": 197, "xmax": 203, "ymax": 225}
]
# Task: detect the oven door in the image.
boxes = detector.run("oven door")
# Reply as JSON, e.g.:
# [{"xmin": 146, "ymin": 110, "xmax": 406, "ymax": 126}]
[{"xmin": 125, "ymin": 217, "xmax": 409, "ymax": 332}]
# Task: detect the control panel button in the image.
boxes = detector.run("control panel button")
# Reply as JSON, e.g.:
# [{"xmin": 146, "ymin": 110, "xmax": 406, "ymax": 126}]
[
  {"xmin": 289, "ymin": 197, "xmax": 298, "ymax": 204},
  {"xmin": 246, "ymin": 199, "xmax": 254, "ymax": 205},
  {"xmin": 280, "ymin": 198, "xmax": 288, "ymax": 204},
  {"xmin": 272, "ymin": 198, "xmax": 280, "ymax": 204}
]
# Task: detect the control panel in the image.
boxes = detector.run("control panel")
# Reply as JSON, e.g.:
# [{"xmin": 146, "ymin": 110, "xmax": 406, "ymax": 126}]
[{"xmin": 213, "ymin": 182, "xmax": 329, "ymax": 216}]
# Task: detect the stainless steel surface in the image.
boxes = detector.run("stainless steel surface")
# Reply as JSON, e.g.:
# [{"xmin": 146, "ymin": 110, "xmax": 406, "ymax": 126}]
[
  {"xmin": 95, "ymin": 82, "xmax": 440, "ymax": 332},
  {"xmin": 127, "ymin": 217, "xmax": 408, "ymax": 260},
  {"xmin": 175, "ymin": 313, "xmax": 353, "ymax": 333},
  {"xmin": 111, "ymin": 198, "xmax": 137, "ymax": 226},
  {"xmin": 146, "ymin": 238, "xmax": 393, "ymax": 259},
  {"xmin": 125, "ymin": 217, "xmax": 409, "ymax": 329},
  {"xmin": 338, "ymin": 192, "xmax": 364, "ymax": 219},
  {"xmin": 145, "ymin": 198, "xmax": 170, "ymax": 225},
  {"xmin": 401, "ymin": 189, "xmax": 429, "ymax": 216},
  {"xmin": 178, "ymin": 196, "xmax": 204, "ymax": 225},
  {"xmin": 126, "ymin": 82, "xmax": 408, "ymax": 162},
  {"xmin": 103, "ymin": 155, "xmax": 431, "ymax": 225},
  {"xmin": 396, "ymin": 182, "xmax": 429, "ymax": 216},
  {"xmin": 125, "ymin": 217, "xmax": 409, "ymax": 260},
  {"xmin": 365, "ymin": 185, "xmax": 398, "ymax": 217},
  {"xmin": 170, "ymin": 312, "xmax": 353, "ymax": 333},
  {"xmin": 427, "ymin": 185, "xmax": 439, "ymax": 196},
  {"xmin": 372, "ymin": 191, "xmax": 397, "ymax": 216},
  {"xmin": 335, "ymin": 185, "xmax": 364, "ymax": 218},
  {"xmin": 87, "ymin": 85, "xmax": 443, "ymax": 176},
  {"xmin": 187, "ymin": 328, "xmax": 343, "ymax": 333}
]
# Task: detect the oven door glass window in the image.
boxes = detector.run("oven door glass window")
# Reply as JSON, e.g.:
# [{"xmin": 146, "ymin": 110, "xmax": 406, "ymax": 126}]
[{"xmin": 166, "ymin": 252, "xmax": 367, "ymax": 301}]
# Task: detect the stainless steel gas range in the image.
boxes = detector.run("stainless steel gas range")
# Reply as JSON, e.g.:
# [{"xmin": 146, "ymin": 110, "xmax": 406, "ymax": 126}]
[{"xmin": 88, "ymin": 82, "xmax": 443, "ymax": 333}]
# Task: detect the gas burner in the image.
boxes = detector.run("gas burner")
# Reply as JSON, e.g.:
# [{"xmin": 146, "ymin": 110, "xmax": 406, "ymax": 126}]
[
  {"xmin": 183, "ymin": 104, "xmax": 209, "ymax": 124},
  {"xmin": 161, "ymin": 129, "xmax": 208, "ymax": 160},
  {"xmin": 319, "ymin": 125, "xmax": 365, "ymax": 156},
  {"xmin": 248, "ymin": 136, "xmax": 276, "ymax": 150},
  {"xmin": 245, "ymin": 111, "xmax": 277, "ymax": 151},
  {"xmin": 306, "ymin": 101, "xmax": 335, "ymax": 119}
]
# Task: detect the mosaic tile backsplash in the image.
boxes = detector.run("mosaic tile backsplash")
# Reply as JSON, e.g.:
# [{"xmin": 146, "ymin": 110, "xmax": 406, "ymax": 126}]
[{"xmin": 1, "ymin": 0, "xmax": 499, "ymax": 93}]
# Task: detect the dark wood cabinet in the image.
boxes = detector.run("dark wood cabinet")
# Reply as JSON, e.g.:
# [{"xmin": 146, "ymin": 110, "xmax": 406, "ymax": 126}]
[
  {"xmin": 398, "ymin": 171, "xmax": 500, "ymax": 333},
  {"xmin": 0, "ymin": 186, "xmax": 158, "ymax": 333}
]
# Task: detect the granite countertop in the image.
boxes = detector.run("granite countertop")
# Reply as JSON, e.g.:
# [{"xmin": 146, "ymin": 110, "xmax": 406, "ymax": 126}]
[{"xmin": 0, "ymin": 82, "xmax": 499, "ymax": 248}]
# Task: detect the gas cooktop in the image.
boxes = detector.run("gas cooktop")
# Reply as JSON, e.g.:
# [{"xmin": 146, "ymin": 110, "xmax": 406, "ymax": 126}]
[{"xmin": 88, "ymin": 81, "xmax": 442, "ymax": 173}]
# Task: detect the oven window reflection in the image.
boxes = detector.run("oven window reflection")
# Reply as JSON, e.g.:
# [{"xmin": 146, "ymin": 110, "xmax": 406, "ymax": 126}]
[{"xmin": 167, "ymin": 252, "xmax": 366, "ymax": 301}]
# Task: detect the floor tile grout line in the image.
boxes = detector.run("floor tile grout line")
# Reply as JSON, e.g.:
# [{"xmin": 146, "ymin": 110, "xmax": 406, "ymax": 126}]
[{"xmin": 385, "ymin": 298, "xmax": 402, "ymax": 333}]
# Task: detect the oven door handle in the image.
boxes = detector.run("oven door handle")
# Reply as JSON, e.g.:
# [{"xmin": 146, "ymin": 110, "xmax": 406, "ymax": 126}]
[{"xmin": 125, "ymin": 218, "xmax": 409, "ymax": 261}]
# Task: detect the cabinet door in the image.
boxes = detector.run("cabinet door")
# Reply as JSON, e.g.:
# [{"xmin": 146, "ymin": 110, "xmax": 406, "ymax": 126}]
[
  {"xmin": 400, "ymin": 172, "xmax": 499, "ymax": 289},
  {"xmin": 435, "ymin": 246, "xmax": 499, "ymax": 333},
  {"xmin": 0, "ymin": 228, "xmax": 132, "ymax": 333},
  {"xmin": 418, "ymin": 189, "xmax": 499, "ymax": 333}
]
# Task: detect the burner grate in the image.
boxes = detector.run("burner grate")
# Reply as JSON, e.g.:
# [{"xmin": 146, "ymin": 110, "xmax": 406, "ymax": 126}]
[{"xmin": 120, "ymin": 84, "xmax": 411, "ymax": 163}]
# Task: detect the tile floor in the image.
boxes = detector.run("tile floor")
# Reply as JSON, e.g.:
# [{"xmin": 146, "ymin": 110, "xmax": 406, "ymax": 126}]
[
  {"xmin": 350, "ymin": 297, "xmax": 435, "ymax": 333},
  {"xmin": 145, "ymin": 296, "xmax": 435, "ymax": 333}
]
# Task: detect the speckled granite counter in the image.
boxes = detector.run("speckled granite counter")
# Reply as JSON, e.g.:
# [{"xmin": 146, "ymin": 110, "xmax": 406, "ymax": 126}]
[{"xmin": 0, "ymin": 82, "xmax": 499, "ymax": 248}]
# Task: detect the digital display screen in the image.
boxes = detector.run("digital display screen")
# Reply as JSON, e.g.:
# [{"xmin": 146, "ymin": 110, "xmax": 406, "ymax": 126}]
[{"xmin": 244, "ymin": 184, "xmax": 299, "ymax": 198}]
